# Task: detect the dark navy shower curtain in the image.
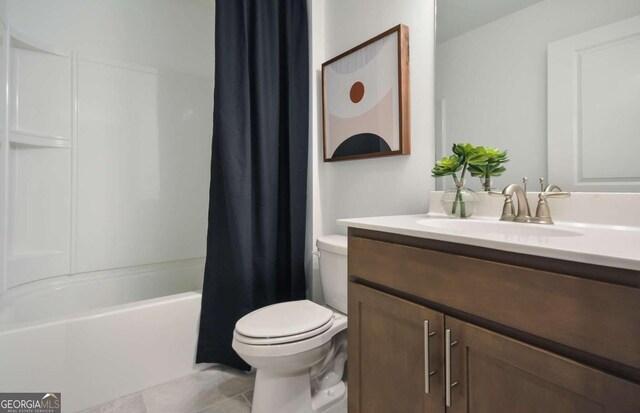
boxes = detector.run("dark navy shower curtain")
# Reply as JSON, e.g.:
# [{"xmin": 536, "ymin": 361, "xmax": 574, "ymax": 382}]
[{"xmin": 196, "ymin": 0, "xmax": 309, "ymax": 370}]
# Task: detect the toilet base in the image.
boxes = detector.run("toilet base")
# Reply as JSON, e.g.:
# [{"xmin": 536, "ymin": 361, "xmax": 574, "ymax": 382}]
[
  {"xmin": 252, "ymin": 368, "xmax": 312, "ymax": 413},
  {"xmin": 311, "ymin": 381, "xmax": 346, "ymax": 412},
  {"xmin": 250, "ymin": 368, "xmax": 346, "ymax": 413}
]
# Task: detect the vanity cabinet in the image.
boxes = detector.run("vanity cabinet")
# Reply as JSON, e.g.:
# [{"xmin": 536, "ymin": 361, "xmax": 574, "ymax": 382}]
[
  {"xmin": 349, "ymin": 283, "xmax": 445, "ymax": 413},
  {"xmin": 446, "ymin": 316, "xmax": 640, "ymax": 413},
  {"xmin": 347, "ymin": 228, "xmax": 640, "ymax": 413}
]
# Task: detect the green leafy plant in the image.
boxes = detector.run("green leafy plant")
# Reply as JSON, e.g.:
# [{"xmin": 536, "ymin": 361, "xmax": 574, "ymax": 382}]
[
  {"xmin": 467, "ymin": 147, "xmax": 509, "ymax": 191},
  {"xmin": 431, "ymin": 143, "xmax": 489, "ymax": 217}
]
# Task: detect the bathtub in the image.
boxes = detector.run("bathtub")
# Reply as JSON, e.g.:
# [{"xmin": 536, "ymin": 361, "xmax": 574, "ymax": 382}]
[{"xmin": 0, "ymin": 258, "xmax": 207, "ymax": 412}]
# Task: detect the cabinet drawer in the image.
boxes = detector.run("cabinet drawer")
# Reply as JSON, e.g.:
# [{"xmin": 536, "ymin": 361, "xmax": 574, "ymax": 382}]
[{"xmin": 348, "ymin": 235, "xmax": 640, "ymax": 373}]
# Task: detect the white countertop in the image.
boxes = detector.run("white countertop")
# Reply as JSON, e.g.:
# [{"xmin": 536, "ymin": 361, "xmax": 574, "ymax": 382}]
[{"xmin": 337, "ymin": 214, "xmax": 640, "ymax": 272}]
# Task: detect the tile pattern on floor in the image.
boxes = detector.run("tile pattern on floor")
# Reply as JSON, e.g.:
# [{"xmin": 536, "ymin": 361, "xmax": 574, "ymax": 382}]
[{"xmin": 79, "ymin": 365, "xmax": 254, "ymax": 413}]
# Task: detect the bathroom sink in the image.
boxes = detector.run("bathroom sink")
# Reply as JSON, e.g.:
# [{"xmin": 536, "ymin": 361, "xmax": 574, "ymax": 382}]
[
  {"xmin": 339, "ymin": 213, "xmax": 640, "ymax": 271},
  {"xmin": 416, "ymin": 219, "xmax": 583, "ymax": 237}
]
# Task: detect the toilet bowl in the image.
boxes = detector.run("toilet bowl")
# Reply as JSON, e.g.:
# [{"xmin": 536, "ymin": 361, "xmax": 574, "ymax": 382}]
[{"xmin": 232, "ymin": 235, "xmax": 348, "ymax": 413}]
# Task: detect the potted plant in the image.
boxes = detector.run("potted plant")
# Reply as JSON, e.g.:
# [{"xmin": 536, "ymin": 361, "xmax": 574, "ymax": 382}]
[
  {"xmin": 431, "ymin": 144, "xmax": 489, "ymax": 218},
  {"xmin": 467, "ymin": 147, "xmax": 509, "ymax": 191}
]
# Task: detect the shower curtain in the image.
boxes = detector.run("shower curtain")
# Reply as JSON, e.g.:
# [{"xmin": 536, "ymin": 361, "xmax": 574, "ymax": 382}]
[{"xmin": 196, "ymin": 0, "xmax": 309, "ymax": 370}]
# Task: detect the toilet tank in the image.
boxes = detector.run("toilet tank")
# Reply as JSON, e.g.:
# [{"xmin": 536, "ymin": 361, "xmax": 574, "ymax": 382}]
[{"xmin": 316, "ymin": 235, "xmax": 348, "ymax": 314}]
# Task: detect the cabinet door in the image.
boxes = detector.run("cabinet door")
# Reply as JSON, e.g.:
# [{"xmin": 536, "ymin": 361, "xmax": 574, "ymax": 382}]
[
  {"xmin": 445, "ymin": 316, "xmax": 640, "ymax": 413},
  {"xmin": 348, "ymin": 283, "xmax": 445, "ymax": 413}
]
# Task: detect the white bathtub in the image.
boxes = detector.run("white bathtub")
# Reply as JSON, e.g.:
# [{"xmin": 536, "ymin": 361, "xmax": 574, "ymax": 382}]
[{"xmin": 0, "ymin": 259, "xmax": 207, "ymax": 412}]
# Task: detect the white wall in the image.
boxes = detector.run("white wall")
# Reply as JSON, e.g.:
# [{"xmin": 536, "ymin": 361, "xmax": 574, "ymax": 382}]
[
  {"xmin": 74, "ymin": 61, "xmax": 213, "ymax": 273},
  {"xmin": 436, "ymin": 0, "xmax": 640, "ymax": 190},
  {"xmin": 6, "ymin": 0, "xmax": 214, "ymax": 78},
  {"xmin": 306, "ymin": 0, "xmax": 435, "ymax": 300},
  {"xmin": 3, "ymin": 1, "xmax": 214, "ymax": 285},
  {"xmin": 0, "ymin": 0, "xmax": 6, "ymax": 24},
  {"xmin": 316, "ymin": 0, "xmax": 435, "ymax": 237},
  {"xmin": 306, "ymin": 0, "xmax": 326, "ymax": 302},
  {"xmin": 0, "ymin": 2, "xmax": 8, "ymax": 290}
]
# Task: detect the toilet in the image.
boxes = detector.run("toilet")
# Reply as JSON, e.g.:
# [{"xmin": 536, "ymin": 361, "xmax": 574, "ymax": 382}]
[{"xmin": 232, "ymin": 235, "xmax": 348, "ymax": 413}]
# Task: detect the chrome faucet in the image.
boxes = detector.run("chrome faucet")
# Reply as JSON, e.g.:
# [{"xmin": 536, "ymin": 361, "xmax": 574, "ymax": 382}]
[
  {"xmin": 503, "ymin": 180, "xmax": 533, "ymax": 222},
  {"xmin": 490, "ymin": 177, "xmax": 570, "ymax": 224},
  {"xmin": 490, "ymin": 177, "xmax": 532, "ymax": 222}
]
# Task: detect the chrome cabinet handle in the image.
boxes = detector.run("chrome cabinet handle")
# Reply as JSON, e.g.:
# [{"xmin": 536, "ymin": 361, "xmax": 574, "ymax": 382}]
[
  {"xmin": 445, "ymin": 329, "xmax": 458, "ymax": 407},
  {"xmin": 423, "ymin": 320, "xmax": 436, "ymax": 394}
]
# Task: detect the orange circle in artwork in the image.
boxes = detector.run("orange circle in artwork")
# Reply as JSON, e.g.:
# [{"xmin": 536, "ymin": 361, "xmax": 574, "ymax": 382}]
[{"xmin": 349, "ymin": 81, "xmax": 365, "ymax": 103}]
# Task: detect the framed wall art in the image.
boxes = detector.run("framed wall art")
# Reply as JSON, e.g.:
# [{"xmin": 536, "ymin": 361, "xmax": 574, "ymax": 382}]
[{"xmin": 322, "ymin": 24, "xmax": 410, "ymax": 162}]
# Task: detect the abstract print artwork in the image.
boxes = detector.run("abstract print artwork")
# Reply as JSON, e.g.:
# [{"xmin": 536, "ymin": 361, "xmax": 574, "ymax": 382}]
[{"xmin": 322, "ymin": 25, "xmax": 410, "ymax": 162}]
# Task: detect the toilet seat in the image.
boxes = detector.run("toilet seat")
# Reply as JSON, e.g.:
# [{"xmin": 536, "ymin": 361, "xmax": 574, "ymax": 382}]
[
  {"xmin": 235, "ymin": 300, "xmax": 334, "ymax": 340},
  {"xmin": 232, "ymin": 311, "xmax": 347, "ymax": 359},
  {"xmin": 234, "ymin": 317, "xmax": 333, "ymax": 345}
]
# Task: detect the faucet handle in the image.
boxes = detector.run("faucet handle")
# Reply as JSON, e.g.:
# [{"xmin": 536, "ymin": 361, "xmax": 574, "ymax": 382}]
[
  {"xmin": 540, "ymin": 191, "xmax": 570, "ymax": 199},
  {"xmin": 543, "ymin": 184, "xmax": 565, "ymax": 193},
  {"xmin": 522, "ymin": 177, "xmax": 528, "ymax": 193},
  {"xmin": 539, "ymin": 178, "xmax": 544, "ymax": 192},
  {"xmin": 535, "ymin": 189, "xmax": 570, "ymax": 224},
  {"xmin": 488, "ymin": 190, "xmax": 515, "ymax": 221}
]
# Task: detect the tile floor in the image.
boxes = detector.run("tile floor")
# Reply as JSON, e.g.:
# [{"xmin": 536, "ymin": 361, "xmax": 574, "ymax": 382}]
[
  {"xmin": 79, "ymin": 365, "xmax": 254, "ymax": 413},
  {"xmin": 79, "ymin": 365, "xmax": 347, "ymax": 413}
]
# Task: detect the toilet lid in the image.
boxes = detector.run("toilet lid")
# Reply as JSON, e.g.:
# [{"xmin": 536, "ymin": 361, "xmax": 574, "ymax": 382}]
[{"xmin": 235, "ymin": 300, "xmax": 334, "ymax": 339}]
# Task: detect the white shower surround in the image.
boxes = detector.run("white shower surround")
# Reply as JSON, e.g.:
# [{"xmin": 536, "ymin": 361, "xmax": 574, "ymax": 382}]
[
  {"xmin": 1, "ymin": 1, "xmax": 214, "ymax": 291},
  {"xmin": 0, "ymin": 3, "xmax": 215, "ymax": 412},
  {"xmin": 0, "ymin": 259, "xmax": 207, "ymax": 413}
]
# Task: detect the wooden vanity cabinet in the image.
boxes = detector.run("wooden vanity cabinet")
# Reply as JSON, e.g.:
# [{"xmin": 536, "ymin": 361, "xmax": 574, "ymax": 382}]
[
  {"xmin": 347, "ymin": 228, "xmax": 640, "ymax": 413},
  {"xmin": 349, "ymin": 283, "xmax": 445, "ymax": 413},
  {"xmin": 447, "ymin": 316, "xmax": 640, "ymax": 413}
]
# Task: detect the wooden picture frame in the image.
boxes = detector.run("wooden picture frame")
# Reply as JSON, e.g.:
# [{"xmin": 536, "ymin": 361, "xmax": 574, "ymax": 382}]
[{"xmin": 322, "ymin": 24, "xmax": 410, "ymax": 162}]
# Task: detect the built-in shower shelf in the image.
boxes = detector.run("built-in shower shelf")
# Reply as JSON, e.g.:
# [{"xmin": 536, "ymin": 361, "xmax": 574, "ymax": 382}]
[
  {"xmin": 1, "ymin": 25, "xmax": 75, "ymax": 292},
  {"xmin": 9, "ymin": 130, "xmax": 71, "ymax": 148}
]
